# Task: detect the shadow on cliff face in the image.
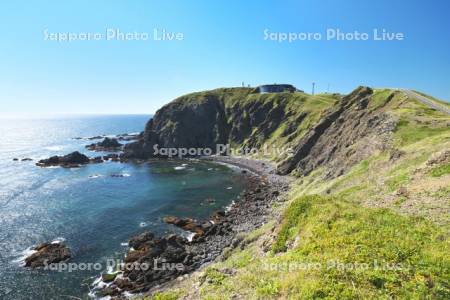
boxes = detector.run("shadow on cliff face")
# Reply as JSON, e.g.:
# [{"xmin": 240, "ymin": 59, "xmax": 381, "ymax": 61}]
[
  {"xmin": 122, "ymin": 87, "xmax": 288, "ymax": 159},
  {"xmin": 277, "ymin": 86, "xmax": 398, "ymax": 178},
  {"xmin": 122, "ymin": 86, "xmax": 398, "ymax": 180}
]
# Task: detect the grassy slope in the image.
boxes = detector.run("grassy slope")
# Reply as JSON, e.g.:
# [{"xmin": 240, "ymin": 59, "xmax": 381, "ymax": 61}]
[{"xmin": 145, "ymin": 89, "xmax": 450, "ymax": 300}]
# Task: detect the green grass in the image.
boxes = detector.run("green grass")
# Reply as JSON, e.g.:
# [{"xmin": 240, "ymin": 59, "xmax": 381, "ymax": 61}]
[
  {"xmin": 179, "ymin": 195, "xmax": 450, "ymax": 299},
  {"xmin": 147, "ymin": 291, "xmax": 182, "ymax": 300},
  {"xmin": 370, "ymin": 89, "xmax": 396, "ymax": 110},
  {"xmin": 255, "ymin": 278, "xmax": 280, "ymax": 297},
  {"xmin": 268, "ymin": 195, "xmax": 450, "ymax": 299},
  {"xmin": 272, "ymin": 195, "xmax": 314, "ymax": 253},
  {"xmin": 394, "ymin": 119, "xmax": 448, "ymax": 146},
  {"xmin": 429, "ymin": 163, "xmax": 450, "ymax": 177},
  {"xmin": 203, "ymin": 268, "xmax": 228, "ymax": 286},
  {"xmin": 385, "ymin": 170, "xmax": 410, "ymax": 192}
]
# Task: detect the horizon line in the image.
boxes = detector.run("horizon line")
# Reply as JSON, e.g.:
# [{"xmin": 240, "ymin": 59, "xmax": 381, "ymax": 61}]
[{"xmin": 0, "ymin": 112, "xmax": 154, "ymax": 120}]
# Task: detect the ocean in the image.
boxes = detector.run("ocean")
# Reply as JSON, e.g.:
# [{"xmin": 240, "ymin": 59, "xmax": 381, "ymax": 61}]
[{"xmin": 0, "ymin": 115, "xmax": 248, "ymax": 299}]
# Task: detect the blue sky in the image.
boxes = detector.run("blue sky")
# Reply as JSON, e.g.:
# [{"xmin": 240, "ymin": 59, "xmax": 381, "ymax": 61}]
[{"xmin": 0, "ymin": 0, "xmax": 449, "ymax": 115}]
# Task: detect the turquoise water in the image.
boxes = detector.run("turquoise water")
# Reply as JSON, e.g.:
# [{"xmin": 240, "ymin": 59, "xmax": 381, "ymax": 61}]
[{"xmin": 0, "ymin": 115, "xmax": 247, "ymax": 299}]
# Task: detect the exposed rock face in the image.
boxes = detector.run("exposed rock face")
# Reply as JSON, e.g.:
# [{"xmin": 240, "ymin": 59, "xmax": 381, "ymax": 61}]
[
  {"xmin": 86, "ymin": 137, "xmax": 123, "ymax": 151},
  {"xmin": 24, "ymin": 243, "xmax": 71, "ymax": 268},
  {"xmin": 36, "ymin": 151, "xmax": 90, "ymax": 168},
  {"xmin": 277, "ymin": 87, "xmax": 397, "ymax": 178},
  {"xmin": 122, "ymin": 86, "xmax": 397, "ymax": 179},
  {"xmin": 129, "ymin": 232, "xmax": 155, "ymax": 250},
  {"xmin": 123, "ymin": 97, "xmax": 229, "ymax": 159},
  {"xmin": 122, "ymin": 88, "xmax": 292, "ymax": 159}
]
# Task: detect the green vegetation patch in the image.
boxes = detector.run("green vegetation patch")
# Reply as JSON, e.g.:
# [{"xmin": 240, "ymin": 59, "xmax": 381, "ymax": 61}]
[
  {"xmin": 394, "ymin": 119, "xmax": 448, "ymax": 146},
  {"xmin": 203, "ymin": 268, "xmax": 228, "ymax": 286},
  {"xmin": 429, "ymin": 163, "xmax": 450, "ymax": 177},
  {"xmin": 385, "ymin": 170, "xmax": 410, "ymax": 192},
  {"xmin": 268, "ymin": 194, "xmax": 450, "ymax": 299},
  {"xmin": 147, "ymin": 290, "xmax": 183, "ymax": 300},
  {"xmin": 370, "ymin": 89, "xmax": 395, "ymax": 110}
]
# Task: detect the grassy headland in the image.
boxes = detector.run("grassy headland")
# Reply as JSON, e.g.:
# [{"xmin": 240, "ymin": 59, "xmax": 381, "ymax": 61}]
[{"xmin": 142, "ymin": 87, "xmax": 449, "ymax": 299}]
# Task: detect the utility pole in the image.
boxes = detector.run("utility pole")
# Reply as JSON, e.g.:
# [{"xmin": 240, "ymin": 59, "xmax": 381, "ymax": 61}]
[{"xmin": 312, "ymin": 82, "xmax": 316, "ymax": 95}]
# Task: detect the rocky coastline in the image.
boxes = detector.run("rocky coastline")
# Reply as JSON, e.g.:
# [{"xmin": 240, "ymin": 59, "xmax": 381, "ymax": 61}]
[
  {"xmin": 94, "ymin": 157, "xmax": 290, "ymax": 299},
  {"xmin": 30, "ymin": 150, "xmax": 288, "ymax": 298}
]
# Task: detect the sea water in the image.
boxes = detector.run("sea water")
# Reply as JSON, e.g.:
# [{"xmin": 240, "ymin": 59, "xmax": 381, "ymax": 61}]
[{"xmin": 0, "ymin": 115, "xmax": 247, "ymax": 299}]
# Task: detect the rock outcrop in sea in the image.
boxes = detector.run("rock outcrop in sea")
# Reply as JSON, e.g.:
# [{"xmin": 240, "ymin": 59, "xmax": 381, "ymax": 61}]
[
  {"xmin": 36, "ymin": 151, "xmax": 91, "ymax": 167},
  {"xmin": 24, "ymin": 242, "xmax": 71, "ymax": 268},
  {"xmin": 86, "ymin": 137, "xmax": 123, "ymax": 151}
]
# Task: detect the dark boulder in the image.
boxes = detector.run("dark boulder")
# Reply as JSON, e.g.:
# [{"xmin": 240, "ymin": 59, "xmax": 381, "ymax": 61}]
[
  {"xmin": 36, "ymin": 151, "xmax": 90, "ymax": 168},
  {"xmin": 90, "ymin": 156, "xmax": 103, "ymax": 163},
  {"xmin": 86, "ymin": 138, "xmax": 123, "ymax": 151},
  {"xmin": 24, "ymin": 242, "xmax": 71, "ymax": 268},
  {"xmin": 129, "ymin": 232, "xmax": 155, "ymax": 250},
  {"xmin": 97, "ymin": 232, "xmax": 189, "ymax": 296},
  {"xmin": 87, "ymin": 135, "xmax": 105, "ymax": 140},
  {"xmin": 163, "ymin": 216, "xmax": 205, "ymax": 236}
]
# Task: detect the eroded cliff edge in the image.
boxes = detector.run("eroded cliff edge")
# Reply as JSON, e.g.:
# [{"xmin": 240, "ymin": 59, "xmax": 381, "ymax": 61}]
[{"xmin": 123, "ymin": 86, "xmax": 398, "ymax": 179}]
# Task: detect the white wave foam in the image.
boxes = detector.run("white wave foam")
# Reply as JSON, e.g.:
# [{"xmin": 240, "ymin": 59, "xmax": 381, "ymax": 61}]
[
  {"xmin": 225, "ymin": 200, "xmax": 235, "ymax": 212},
  {"xmin": 186, "ymin": 232, "xmax": 196, "ymax": 242},
  {"xmin": 51, "ymin": 237, "xmax": 66, "ymax": 244},
  {"xmin": 174, "ymin": 166, "xmax": 186, "ymax": 170},
  {"xmin": 89, "ymin": 174, "xmax": 102, "ymax": 179},
  {"xmin": 120, "ymin": 242, "xmax": 128, "ymax": 247},
  {"xmin": 11, "ymin": 247, "xmax": 37, "ymax": 266},
  {"xmin": 90, "ymin": 275, "xmax": 113, "ymax": 300}
]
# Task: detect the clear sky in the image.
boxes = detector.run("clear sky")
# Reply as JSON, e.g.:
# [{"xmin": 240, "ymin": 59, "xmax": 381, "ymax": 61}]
[{"xmin": 1, "ymin": 0, "xmax": 449, "ymax": 115}]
